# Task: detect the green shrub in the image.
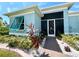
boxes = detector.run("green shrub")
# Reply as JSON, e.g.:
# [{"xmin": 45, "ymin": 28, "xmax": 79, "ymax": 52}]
[
  {"xmin": 8, "ymin": 39, "xmax": 20, "ymax": 47},
  {"xmin": 0, "ymin": 35, "xmax": 36, "ymax": 49},
  {"xmin": 8, "ymin": 40, "xmax": 18, "ymax": 48},
  {"xmin": 0, "ymin": 35, "xmax": 16, "ymax": 43},
  {"xmin": 61, "ymin": 34, "xmax": 79, "ymax": 51},
  {"xmin": 7, "ymin": 36, "xmax": 32, "ymax": 49},
  {"xmin": 0, "ymin": 27, "xmax": 9, "ymax": 35},
  {"xmin": 18, "ymin": 36, "xmax": 32, "ymax": 49}
]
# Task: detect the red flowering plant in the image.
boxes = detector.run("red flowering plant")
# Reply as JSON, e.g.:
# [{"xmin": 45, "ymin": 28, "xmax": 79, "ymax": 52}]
[{"xmin": 27, "ymin": 23, "xmax": 39, "ymax": 49}]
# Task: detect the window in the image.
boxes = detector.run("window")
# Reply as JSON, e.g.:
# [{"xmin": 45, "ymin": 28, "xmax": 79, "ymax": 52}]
[
  {"xmin": 10, "ymin": 16, "xmax": 24, "ymax": 30},
  {"xmin": 19, "ymin": 17, "xmax": 24, "ymax": 30}
]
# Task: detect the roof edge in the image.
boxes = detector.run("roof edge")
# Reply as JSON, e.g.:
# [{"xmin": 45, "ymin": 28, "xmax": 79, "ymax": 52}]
[
  {"xmin": 41, "ymin": 2, "xmax": 74, "ymax": 12},
  {"xmin": 3, "ymin": 5, "xmax": 43, "ymax": 17}
]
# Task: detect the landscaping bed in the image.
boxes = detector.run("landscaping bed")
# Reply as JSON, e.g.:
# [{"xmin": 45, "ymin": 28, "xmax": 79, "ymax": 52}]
[
  {"xmin": 0, "ymin": 35, "xmax": 33, "ymax": 49},
  {"xmin": 0, "ymin": 48, "xmax": 21, "ymax": 57},
  {"xmin": 0, "ymin": 34, "xmax": 41, "ymax": 50},
  {"xmin": 58, "ymin": 34, "xmax": 79, "ymax": 51}
]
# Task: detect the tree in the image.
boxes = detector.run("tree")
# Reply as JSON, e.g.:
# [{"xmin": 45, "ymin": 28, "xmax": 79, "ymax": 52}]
[{"xmin": 0, "ymin": 17, "xmax": 4, "ymax": 26}]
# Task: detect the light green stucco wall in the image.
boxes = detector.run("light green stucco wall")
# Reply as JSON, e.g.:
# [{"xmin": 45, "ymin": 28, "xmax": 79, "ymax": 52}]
[
  {"xmin": 24, "ymin": 12, "xmax": 35, "ymax": 33},
  {"xmin": 34, "ymin": 12, "xmax": 41, "ymax": 35},
  {"xmin": 63, "ymin": 9, "xmax": 69, "ymax": 34},
  {"xmin": 69, "ymin": 15, "xmax": 79, "ymax": 34},
  {"xmin": 24, "ymin": 11, "xmax": 41, "ymax": 35},
  {"xmin": 9, "ymin": 11, "xmax": 41, "ymax": 36}
]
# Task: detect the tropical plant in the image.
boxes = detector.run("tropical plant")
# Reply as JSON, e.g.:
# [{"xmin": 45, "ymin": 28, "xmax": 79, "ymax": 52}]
[{"xmin": 26, "ymin": 23, "xmax": 40, "ymax": 49}]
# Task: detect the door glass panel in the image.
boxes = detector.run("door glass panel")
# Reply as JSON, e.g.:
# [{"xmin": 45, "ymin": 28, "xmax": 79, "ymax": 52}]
[{"xmin": 49, "ymin": 20, "xmax": 54, "ymax": 34}]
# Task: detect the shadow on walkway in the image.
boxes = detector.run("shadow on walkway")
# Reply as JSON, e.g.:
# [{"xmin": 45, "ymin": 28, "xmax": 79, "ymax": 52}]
[
  {"xmin": 40, "ymin": 52, "xmax": 50, "ymax": 57},
  {"xmin": 43, "ymin": 37, "xmax": 62, "ymax": 52}
]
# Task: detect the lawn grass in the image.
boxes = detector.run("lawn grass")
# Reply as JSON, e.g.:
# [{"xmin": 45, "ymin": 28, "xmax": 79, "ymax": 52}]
[{"xmin": 0, "ymin": 48, "xmax": 21, "ymax": 57}]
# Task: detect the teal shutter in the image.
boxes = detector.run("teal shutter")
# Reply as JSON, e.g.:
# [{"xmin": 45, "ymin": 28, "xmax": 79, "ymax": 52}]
[{"xmin": 10, "ymin": 16, "xmax": 24, "ymax": 30}]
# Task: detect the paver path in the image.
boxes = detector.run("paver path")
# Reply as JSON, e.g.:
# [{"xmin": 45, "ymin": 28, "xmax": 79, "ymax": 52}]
[
  {"xmin": 43, "ymin": 37, "xmax": 62, "ymax": 52},
  {"xmin": 38, "ymin": 46, "xmax": 67, "ymax": 57}
]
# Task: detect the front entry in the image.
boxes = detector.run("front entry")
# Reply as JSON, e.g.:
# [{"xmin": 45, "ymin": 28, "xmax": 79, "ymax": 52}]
[{"xmin": 47, "ymin": 19, "xmax": 55, "ymax": 36}]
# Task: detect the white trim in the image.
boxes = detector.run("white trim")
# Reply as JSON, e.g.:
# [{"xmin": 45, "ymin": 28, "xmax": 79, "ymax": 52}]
[
  {"xmin": 10, "ymin": 11, "xmax": 34, "ymax": 17},
  {"xmin": 42, "ymin": 9, "xmax": 65, "ymax": 14},
  {"xmin": 69, "ymin": 14, "xmax": 79, "ymax": 16},
  {"xmin": 41, "ymin": 18, "xmax": 63, "ymax": 21},
  {"xmin": 47, "ymin": 19, "xmax": 55, "ymax": 37},
  {"xmin": 69, "ymin": 33, "xmax": 79, "ymax": 35},
  {"xmin": 9, "ymin": 33, "xmax": 28, "ymax": 36},
  {"xmin": 64, "ymin": 32, "xmax": 79, "ymax": 35},
  {"xmin": 68, "ymin": 11, "xmax": 79, "ymax": 16}
]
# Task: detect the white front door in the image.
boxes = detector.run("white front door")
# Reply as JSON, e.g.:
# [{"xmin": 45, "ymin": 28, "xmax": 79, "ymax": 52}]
[{"xmin": 47, "ymin": 19, "xmax": 55, "ymax": 36}]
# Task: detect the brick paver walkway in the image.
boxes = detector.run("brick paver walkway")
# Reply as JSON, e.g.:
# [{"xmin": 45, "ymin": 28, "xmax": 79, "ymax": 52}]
[
  {"xmin": 38, "ymin": 46, "xmax": 67, "ymax": 57},
  {"xmin": 43, "ymin": 37, "xmax": 62, "ymax": 52}
]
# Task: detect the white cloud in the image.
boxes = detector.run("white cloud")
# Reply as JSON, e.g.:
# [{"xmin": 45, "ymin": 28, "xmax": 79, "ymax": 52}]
[
  {"xmin": 37, "ymin": 2, "xmax": 47, "ymax": 6},
  {"xmin": 7, "ymin": 7, "xmax": 19, "ymax": 12},
  {"xmin": 0, "ymin": 5, "xmax": 2, "ymax": 11},
  {"xmin": 22, "ymin": 2, "xmax": 47, "ymax": 8},
  {"xmin": 7, "ymin": 7, "xmax": 11, "ymax": 12},
  {"xmin": 9, "ymin": 2, "xmax": 14, "ymax": 5},
  {"xmin": 22, "ymin": 2, "xmax": 35, "ymax": 7},
  {"xmin": 12, "ymin": 8, "xmax": 18, "ymax": 11},
  {"xmin": 22, "ymin": 2, "xmax": 26, "ymax": 7},
  {"xmin": 73, "ymin": 5, "xmax": 79, "ymax": 8},
  {"xmin": 72, "ymin": 4, "xmax": 79, "ymax": 9}
]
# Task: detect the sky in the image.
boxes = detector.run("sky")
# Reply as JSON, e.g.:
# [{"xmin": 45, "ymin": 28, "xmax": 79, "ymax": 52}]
[{"xmin": 0, "ymin": 2, "xmax": 79, "ymax": 24}]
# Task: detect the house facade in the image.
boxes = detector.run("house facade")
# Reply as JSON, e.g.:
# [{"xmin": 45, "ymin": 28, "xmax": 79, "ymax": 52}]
[
  {"xmin": 4, "ymin": 6, "xmax": 43, "ymax": 36},
  {"xmin": 4, "ymin": 3, "xmax": 79, "ymax": 36}
]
